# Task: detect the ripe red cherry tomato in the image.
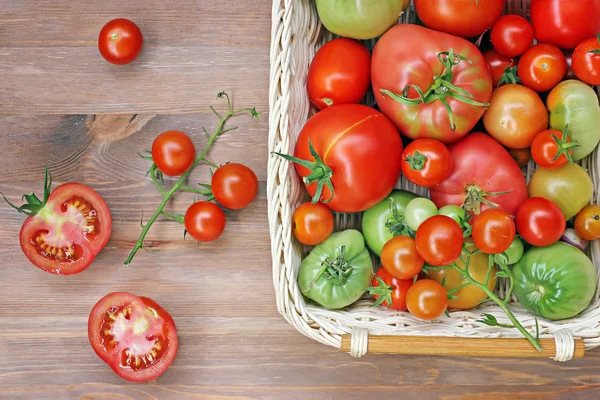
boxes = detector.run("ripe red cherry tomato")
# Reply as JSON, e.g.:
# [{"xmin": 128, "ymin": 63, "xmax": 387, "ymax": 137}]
[
  {"xmin": 531, "ymin": 129, "xmax": 575, "ymax": 169},
  {"xmin": 415, "ymin": 215, "xmax": 463, "ymax": 266},
  {"xmin": 483, "ymin": 49, "xmax": 518, "ymax": 88},
  {"xmin": 406, "ymin": 279, "xmax": 448, "ymax": 320},
  {"xmin": 151, "ymin": 131, "xmax": 196, "ymax": 176},
  {"xmin": 472, "ymin": 208, "xmax": 516, "ymax": 254},
  {"xmin": 184, "ymin": 202, "xmax": 226, "ymax": 242},
  {"xmin": 515, "ymin": 197, "xmax": 566, "ymax": 247},
  {"xmin": 401, "ymin": 139, "xmax": 452, "ymax": 188},
  {"xmin": 381, "ymin": 236, "xmax": 425, "ymax": 280},
  {"xmin": 572, "ymin": 35, "xmax": 600, "ymax": 85},
  {"xmin": 369, "ymin": 268, "xmax": 414, "ymax": 311},
  {"xmin": 518, "ymin": 44, "xmax": 567, "ymax": 92},
  {"xmin": 491, "ymin": 15, "xmax": 534, "ymax": 57},
  {"xmin": 98, "ymin": 18, "xmax": 143, "ymax": 65},
  {"xmin": 575, "ymin": 205, "xmax": 600, "ymax": 241},
  {"xmin": 211, "ymin": 163, "xmax": 258, "ymax": 210},
  {"xmin": 292, "ymin": 202, "xmax": 334, "ymax": 246}
]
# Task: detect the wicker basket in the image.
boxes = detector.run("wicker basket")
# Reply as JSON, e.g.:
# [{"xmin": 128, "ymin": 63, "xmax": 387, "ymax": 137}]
[{"xmin": 267, "ymin": 0, "xmax": 600, "ymax": 361}]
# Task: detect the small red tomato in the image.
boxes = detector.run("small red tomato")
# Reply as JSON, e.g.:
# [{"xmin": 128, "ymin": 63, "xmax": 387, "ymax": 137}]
[
  {"xmin": 563, "ymin": 50, "xmax": 577, "ymax": 80},
  {"xmin": 572, "ymin": 35, "xmax": 600, "ymax": 86},
  {"xmin": 184, "ymin": 202, "xmax": 226, "ymax": 242},
  {"xmin": 211, "ymin": 163, "xmax": 258, "ymax": 210},
  {"xmin": 518, "ymin": 44, "xmax": 567, "ymax": 92},
  {"xmin": 381, "ymin": 236, "xmax": 425, "ymax": 280},
  {"xmin": 415, "ymin": 215, "xmax": 463, "ymax": 267},
  {"xmin": 406, "ymin": 279, "xmax": 448, "ymax": 321},
  {"xmin": 575, "ymin": 205, "xmax": 600, "ymax": 241},
  {"xmin": 531, "ymin": 129, "xmax": 576, "ymax": 169},
  {"xmin": 292, "ymin": 202, "xmax": 334, "ymax": 246},
  {"xmin": 507, "ymin": 147, "xmax": 532, "ymax": 169},
  {"xmin": 483, "ymin": 49, "xmax": 518, "ymax": 87},
  {"xmin": 152, "ymin": 131, "xmax": 196, "ymax": 176},
  {"xmin": 369, "ymin": 268, "xmax": 414, "ymax": 311},
  {"xmin": 472, "ymin": 208, "xmax": 516, "ymax": 254},
  {"xmin": 491, "ymin": 15, "xmax": 534, "ymax": 57},
  {"xmin": 98, "ymin": 18, "xmax": 143, "ymax": 65},
  {"xmin": 401, "ymin": 139, "xmax": 452, "ymax": 188},
  {"xmin": 515, "ymin": 197, "xmax": 566, "ymax": 247}
]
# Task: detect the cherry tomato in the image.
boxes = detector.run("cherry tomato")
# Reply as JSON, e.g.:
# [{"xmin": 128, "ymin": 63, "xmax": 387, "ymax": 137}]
[
  {"xmin": 515, "ymin": 197, "xmax": 566, "ymax": 247},
  {"xmin": 406, "ymin": 279, "xmax": 448, "ymax": 320},
  {"xmin": 369, "ymin": 268, "xmax": 414, "ymax": 311},
  {"xmin": 491, "ymin": 15, "xmax": 534, "ymax": 57},
  {"xmin": 507, "ymin": 148, "xmax": 532, "ymax": 169},
  {"xmin": 531, "ymin": 129, "xmax": 576, "ymax": 169},
  {"xmin": 88, "ymin": 292, "xmax": 178, "ymax": 382},
  {"xmin": 151, "ymin": 131, "xmax": 196, "ymax": 176},
  {"xmin": 401, "ymin": 139, "xmax": 452, "ymax": 188},
  {"xmin": 380, "ymin": 236, "xmax": 424, "ymax": 280},
  {"xmin": 472, "ymin": 208, "xmax": 516, "ymax": 254},
  {"xmin": 563, "ymin": 50, "xmax": 577, "ymax": 80},
  {"xmin": 438, "ymin": 205, "xmax": 466, "ymax": 225},
  {"xmin": 415, "ymin": 215, "xmax": 463, "ymax": 266},
  {"xmin": 292, "ymin": 202, "xmax": 334, "ymax": 245},
  {"xmin": 404, "ymin": 198, "xmax": 439, "ymax": 232},
  {"xmin": 518, "ymin": 44, "xmax": 567, "ymax": 92},
  {"xmin": 575, "ymin": 205, "xmax": 600, "ymax": 241},
  {"xmin": 307, "ymin": 38, "xmax": 371, "ymax": 109},
  {"xmin": 572, "ymin": 35, "xmax": 600, "ymax": 86},
  {"xmin": 98, "ymin": 18, "xmax": 143, "ymax": 65},
  {"xmin": 483, "ymin": 49, "xmax": 518, "ymax": 88},
  {"xmin": 211, "ymin": 163, "xmax": 258, "ymax": 210},
  {"xmin": 184, "ymin": 202, "xmax": 226, "ymax": 242}
]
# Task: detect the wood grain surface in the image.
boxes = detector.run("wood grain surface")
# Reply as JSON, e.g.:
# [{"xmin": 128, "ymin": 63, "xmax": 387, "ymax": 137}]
[{"xmin": 1, "ymin": 1, "xmax": 600, "ymax": 399}]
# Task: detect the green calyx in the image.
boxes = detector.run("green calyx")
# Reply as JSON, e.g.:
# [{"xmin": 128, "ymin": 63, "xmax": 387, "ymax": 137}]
[
  {"xmin": 462, "ymin": 184, "xmax": 512, "ymax": 215},
  {"xmin": 497, "ymin": 65, "xmax": 521, "ymax": 88},
  {"xmin": 1, "ymin": 166, "xmax": 52, "ymax": 216},
  {"xmin": 367, "ymin": 276, "xmax": 393, "ymax": 308},
  {"xmin": 385, "ymin": 197, "xmax": 415, "ymax": 238},
  {"xmin": 380, "ymin": 48, "xmax": 490, "ymax": 131},
  {"xmin": 550, "ymin": 124, "xmax": 579, "ymax": 164},
  {"xmin": 306, "ymin": 245, "xmax": 353, "ymax": 291},
  {"xmin": 406, "ymin": 151, "xmax": 427, "ymax": 171},
  {"xmin": 589, "ymin": 34, "xmax": 600, "ymax": 54}
]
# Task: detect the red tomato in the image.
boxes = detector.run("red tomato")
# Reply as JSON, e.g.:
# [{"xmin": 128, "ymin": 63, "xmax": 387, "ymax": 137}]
[
  {"xmin": 472, "ymin": 208, "xmax": 516, "ymax": 254},
  {"xmin": 98, "ymin": 18, "xmax": 143, "ymax": 65},
  {"xmin": 152, "ymin": 131, "xmax": 196, "ymax": 177},
  {"xmin": 415, "ymin": 215, "xmax": 463, "ymax": 267},
  {"xmin": 307, "ymin": 38, "xmax": 371, "ymax": 110},
  {"xmin": 483, "ymin": 49, "xmax": 518, "ymax": 88},
  {"xmin": 563, "ymin": 50, "xmax": 577, "ymax": 80},
  {"xmin": 575, "ymin": 205, "xmax": 600, "ymax": 241},
  {"xmin": 507, "ymin": 148, "xmax": 532, "ymax": 169},
  {"xmin": 369, "ymin": 268, "xmax": 414, "ymax": 311},
  {"xmin": 372, "ymin": 25, "xmax": 493, "ymax": 144},
  {"xmin": 277, "ymin": 104, "xmax": 402, "ymax": 213},
  {"xmin": 292, "ymin": 202, "xmax": 334, "ymax": 246},
  {"xmin": 381, "ymin": 236, "xmax": 424, "ymax": 280},
  {"xmin": 515, "ymin": 197, "xmax": 566, "ymax": 247},
  {"xmin": 184, "ymin": 202, "xmax": 226, "ymax": 242},
  {"xmin": 518, "ymin": 44, "xmax": 567, "ymax": 92},
  {"xmin": 406, "ymin": 279, "xmax": 448, "ymax": 320},
  {"xmin": 415, "ymin": 0, "xmax": 506, "ymax": 39},
  {"xmin": 531, "ymin": 129, "xmax": 576, "ymax": 169},
  {"xmin": 430, "ymin": 133, "xmax": 528, "ymax": 217},
  {"xmin": 211, "ymin": 163, "xmax": 258, "ymax": 210},
  {"xmin": 491, "ymin": 15, "xmax": 534, "ymax": 57},
  {"xmin": 88, "ymin": 292, "xmax": 178, "ymax": 382},
  {"xmin": 531, "ymin": 0, "xmax": 600, "ymax": 50},
  {"xmin": 401, "ymin": 139, "xmax": 452, "ymax": 188},
  {"xmin": 572, "ymin": 35, "xmax": 600, "ymax": 85}
]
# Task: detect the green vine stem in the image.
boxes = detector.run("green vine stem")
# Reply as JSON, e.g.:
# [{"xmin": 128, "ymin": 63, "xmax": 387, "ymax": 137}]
[{"xmin": 123, "ymin": 92, "xmax": 259, "ymax": 267}]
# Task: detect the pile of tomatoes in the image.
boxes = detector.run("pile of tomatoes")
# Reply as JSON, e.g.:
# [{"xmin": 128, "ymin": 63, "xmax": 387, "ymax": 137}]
[{"xmin": 287, "ymin": 0, "xmax": 600, "ymax": 327}]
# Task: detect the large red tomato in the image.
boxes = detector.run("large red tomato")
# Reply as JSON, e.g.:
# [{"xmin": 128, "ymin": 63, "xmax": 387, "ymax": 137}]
[
  {"xmin": 277, "ymin": 104, "xmax": 402, "ymax": 213},
  {"xmin": 372, "ymin": 25, "xmax": 493, "ymax": 144},
  {"xmin": 430, "ymin": 133, "xmax": 528, "ymax": 217},
  {"xmin": 530, "ymin": 0, "xmax": 600, "ymax": 50},
  {"xmin": 415, "ymin": 0, "xmax": 506, "ymax": 39},
  {"xmin": 572, "ymin": 35, "xmax": 600, "ymax": 85}
]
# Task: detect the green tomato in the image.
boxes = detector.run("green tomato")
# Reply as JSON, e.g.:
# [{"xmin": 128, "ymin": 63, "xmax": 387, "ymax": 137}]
[
  {"xmin": 315, "ymin": 0, "xmax": 409, "ymax": 40},
  {"xmin": 439, "ymin": 205, "xmax": 466, "ymax": 225},
  {"xmin": 494, "ymin": 236, "xmax": 524, "ymax": 265},
  {"xmin": 362, "ymin": 190, "xmax": 418, "ymax": 256},
  {"xmin": 512, "ymin": 242, "xmax": 597, "ymax": 320},
  {"xmin": 298, "ymin": 229, "xmax": 373, "ymax": 310},
  {"xmin": 547, "ymin": 80, "xmax": 600, "ymax": 160},
  {"xmin": 404, "ymin": 198, "xmax": 438, "ymax": 231}
]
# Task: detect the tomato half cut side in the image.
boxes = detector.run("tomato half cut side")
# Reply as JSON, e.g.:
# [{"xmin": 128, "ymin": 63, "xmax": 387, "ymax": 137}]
[
  {"xmin": 88, "ymin": 292, "xmax": 178, "ymax": 382},
  {"xmin": 19, "ymin": 183, "xmax": 112, "ymax": 275}
]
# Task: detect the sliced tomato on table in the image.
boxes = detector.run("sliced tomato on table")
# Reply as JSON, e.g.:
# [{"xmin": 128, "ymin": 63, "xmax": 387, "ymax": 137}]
[{"xmin": 88, "ymin": 292, "xmax": 178, "ymax": 382}]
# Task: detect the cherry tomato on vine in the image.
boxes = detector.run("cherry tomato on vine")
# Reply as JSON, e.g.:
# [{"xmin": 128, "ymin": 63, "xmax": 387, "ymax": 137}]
[
  {"xmin": 98, "ymin": 18, "xmax": 143, "ymax": 65},
  {"xmin": 572, "ymin": 35, "xmax": 600, "ymax": 86},
  {"xmin": 472, "ymin": 208, "xmax": 516, "ymax": 254},
  {"xmin": 518, "ymin": 44, "xmax": 567, "ymax": 92},
  {"xmin": 401, "ymin": 139, "xmax": 452, "ymax": 188},
  {"xmin": 531, "ymin": 129, "xmax": 576, "ymax": 169},
  {"xmin": 491, "ymin": 15, "xmax": 534, "ymax": 57},
  {"xmin": 515, "ymin": 197, "xmax": 566, "ymax": 247},
  {"xmin": 405, "ymin": 198, "xmax": 438, "ymax": 232},
  {"xmin": 575, "ymin": 205, "xmax": 600, "ymax": 241},
  {"xmin": 184, "ymin": 201, "xmax": 226, "ymax": 242},
  {"xmin": 507, "ymin": 148, "xmax": 532, "ymax": 169},
  {"xmin": 406, "ymin": 279, "xmax": 448, "ymax": 320},
  {"xmin": 211, "ymin": 163, "xmax": 258, "ymax": 210},
  {"xmin": 415, "ymin": 215, "xmax": 463, "ymax": 267},
  {"xmin": 380, "ymin": 236, "xmax": 424, "ymax": 280},
  {"xmin": 292, "ymin": 202, "xmax": 334, "ymax": 246},
  {"xmin": 483, "ymin": 49, "xmax": 518, "ymax": 88},
  {"xmin": 152, "ymin": 131, "xmax": 196, "ymax": 176},
  {"xmin": 438, "ymin": 205, "xmax": 466, "ymax": 225},
  {"xmin": 369, "ymin": 268, "xmax": 414, "ymax": 311}
]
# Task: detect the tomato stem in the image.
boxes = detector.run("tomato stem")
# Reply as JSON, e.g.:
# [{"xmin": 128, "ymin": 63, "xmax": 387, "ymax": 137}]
[{"xmin": 497, "ymin": 65, "xmax": 520, "ymax": 88}]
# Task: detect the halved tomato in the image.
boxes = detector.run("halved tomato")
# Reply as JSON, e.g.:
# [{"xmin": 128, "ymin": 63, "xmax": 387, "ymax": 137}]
[{"xmin": 88, "ymin": 292, "xmax": 178, "ymax": 382}]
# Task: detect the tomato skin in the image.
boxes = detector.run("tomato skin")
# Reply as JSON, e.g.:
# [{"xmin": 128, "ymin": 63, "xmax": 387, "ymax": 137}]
[
  {"xmin": 507, "ymin": 148, "xmax": 531, "ymax": 169},
  {"xmin": 414, "ymin": 0, "xmax": 506, "ymax": 39},
  {"xmin": 211, "ymin": 163, "xmax": 258, "ymax": 210},
  {"xmin": 307, "ymin": 39, "xmax": 371, "ymax": 110},
  {"xmin": 491, "ymin": 15, "xmax": 534, "ymax": 57},
  {"xmin": 98, "ymin": 19, "xmax": 143, "ymax": 65},
  {"xmin": 401, "ymin": 139, "xmax": 452, "ymax": 188},
  {"xmin": 483, "ymin": 49, "xmax": 517, "ymax": 88},
  {"xmin": 472, "ymin": 208, "xmax": 516, "ymax": 254},
  {"xmin": 531, "ymin": 129, "xmax": 574, "ymax": 169},
  {"xmin": 572, "ymin": 36, "xmax": 600, "ymax": 85},
  {"xmin": 292, "ymin": 202, "xmax": 334, "ymax": 246},
  {"xmin": 515, "ymin": 197, "xmax": 566, "ymax": 247},
  {"xmin": 575, "ymin": 205, "xmax": 600, "ymax": 241},
  {"xmin": 370, "ymin": 267, "xmax": 414, "ymax": 311},
  {"xmin": 381, "ymin": 236, "xmax": 424, "ymax": 280},
  {"xmin": 406, "ymin": 279, "xmax": 448, "ymax": 320},
  {"xmin": 415, "ymin": 215, "xmax": 463, "ymax": 267},
  {"xmin": 152, "ymin": 131, "xmax": 196, "ymax": 177},
  {"xmin": 531, "ymin": 0, "xmax": 600, "ymax": 50},
  {"xmin": 184, "ymin": 202, "xmax": 226, "ymax": 242},
  {"xmin": 518, "ymin": 44, "xmax": 567, "ymax": 92},
  {"xmin": 563, "ymin": 50, "xmax": 577, "ymax": 80}
]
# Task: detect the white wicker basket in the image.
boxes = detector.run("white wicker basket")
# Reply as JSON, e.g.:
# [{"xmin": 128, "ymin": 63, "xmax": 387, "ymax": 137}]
[{"xmin": 267, "ymin": 0, "xmax": 600, "ymax": 361}]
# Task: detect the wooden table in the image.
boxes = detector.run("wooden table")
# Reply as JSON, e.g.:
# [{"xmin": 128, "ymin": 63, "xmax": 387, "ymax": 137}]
[{"xmin": 1, "ymin": 1, "xmax": 600, "ymax": 399}]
